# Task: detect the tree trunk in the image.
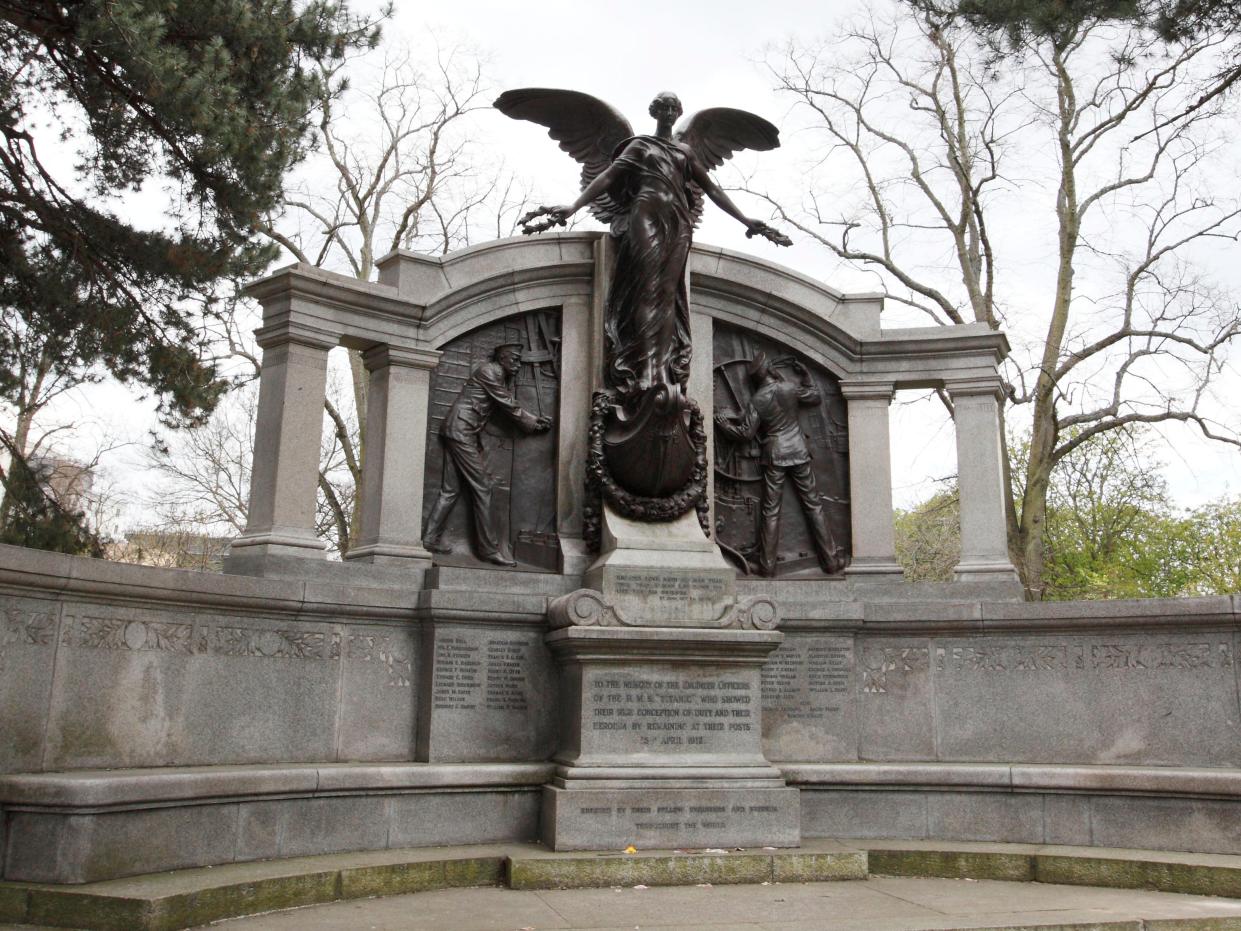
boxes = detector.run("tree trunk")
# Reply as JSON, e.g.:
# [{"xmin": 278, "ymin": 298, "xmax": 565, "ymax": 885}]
[
  {"xmin": 1018, "ymin": 36, "xmax": 1080, "ymax": 601},
  {"xmin": 0, "ymin": 352, "xmax": 52, "ymax": 531}
]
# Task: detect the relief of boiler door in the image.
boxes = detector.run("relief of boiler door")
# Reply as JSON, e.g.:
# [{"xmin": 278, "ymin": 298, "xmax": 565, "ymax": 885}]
[{"xmin": 712, "ymin": 358, "xmax": 764, "ymax": 573}]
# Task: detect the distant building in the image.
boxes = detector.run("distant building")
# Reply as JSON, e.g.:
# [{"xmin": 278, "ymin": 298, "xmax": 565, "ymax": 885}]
[
  {"xmin": 116, "ymin": 530, "xmax": 233, "ymax": 572},
  {"xmin": 27, "ymin": 456, "xmax": 93, "ymax": 510}
]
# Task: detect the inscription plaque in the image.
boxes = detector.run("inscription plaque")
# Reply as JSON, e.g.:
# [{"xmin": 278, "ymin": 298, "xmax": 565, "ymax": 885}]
[
  {"xmin": 762, "ymin": 636, "xmax": 857, "ymax": 762},
  {"xmin": 484, "ymin": 638, "xmax": 531, "ymax": 712},
  {"xmin": 432, "ymin": 634, "xmax": 483, "ymax": 711},
  {"xmin": 544, "ymin": 785, "xmax": 800, "ymax": 850},
  {"xmin": 595, "ymin": 567, "xmax": 735, "ymax": 625},
  {"xmin": 583, "ymin": 669, "xmax": 755, "ymax": 756},
  {"xmin": 419, "ymin": 624, "xmax": 556, "ymax": 762},
  {"xmin": 431, "ymin": 634, "xmax": 537, "ymax": 713}
]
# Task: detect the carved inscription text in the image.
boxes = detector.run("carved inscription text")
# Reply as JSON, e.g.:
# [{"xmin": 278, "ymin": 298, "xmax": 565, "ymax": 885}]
[
  {"xmin": 432, "ymin": 633, "xmax": 533, "ymax": 713},
  {"xmin": 574, "ymin": 801, "xmax": 783, "ymax": 833},
  {"xmin": 762, "ymin": 641, "xmax": 850, "ymax": 722},
  {"xmin": 935, "ymin": 641, "xmax": 1234, "ymax": 674},
  {"xmin": 585, "ymin": 671, "xmax": 755, "ymax": 751}
]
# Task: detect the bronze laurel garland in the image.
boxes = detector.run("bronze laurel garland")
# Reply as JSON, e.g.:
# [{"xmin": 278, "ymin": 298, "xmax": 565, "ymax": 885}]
[{"xmin": 584, "ymin": 389, "xmax": 708, "ymax": 551}]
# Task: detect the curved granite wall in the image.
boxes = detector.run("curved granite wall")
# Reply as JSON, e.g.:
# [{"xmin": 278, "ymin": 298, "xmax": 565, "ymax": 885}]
[{"xmin": 2, "ymin": 545, "xmax": 1239, "ymax": 882}]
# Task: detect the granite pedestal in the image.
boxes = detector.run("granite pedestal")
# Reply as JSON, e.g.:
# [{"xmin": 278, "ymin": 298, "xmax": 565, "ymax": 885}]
[
  {"xmin": 542, "ymin": 509, "xmax": 800, "ymax": 851},
  {"xmin": 540, "ymin": 625, "xmax": 799, "ymax": 850}
]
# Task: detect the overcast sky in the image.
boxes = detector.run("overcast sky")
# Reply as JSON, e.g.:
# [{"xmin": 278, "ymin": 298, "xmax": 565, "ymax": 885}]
[
  {"xmin": 35, "ymin": 0, "xmax": 1241, "ymax": 535},
  {"xmin": 389, "ymin": 0, "xmax": 1241, "ymax": 507}
]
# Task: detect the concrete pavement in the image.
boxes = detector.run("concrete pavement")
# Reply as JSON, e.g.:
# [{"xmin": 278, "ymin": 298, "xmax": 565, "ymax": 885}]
[{"xmin": 184, "ymin": 875, "xmax": 1241, "ymax": 930}]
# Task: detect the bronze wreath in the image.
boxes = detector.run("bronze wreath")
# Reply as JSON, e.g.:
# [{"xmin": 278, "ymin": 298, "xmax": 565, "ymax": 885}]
[{"xmin": 584, "ymin": 389, "xmax": 708, "ymax": 551}]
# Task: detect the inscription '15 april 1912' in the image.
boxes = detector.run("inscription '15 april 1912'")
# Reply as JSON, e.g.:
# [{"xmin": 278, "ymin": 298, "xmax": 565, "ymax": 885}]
[{"xmin": 587, "ymin": 674, "xmax": 754, "ymax": 749}]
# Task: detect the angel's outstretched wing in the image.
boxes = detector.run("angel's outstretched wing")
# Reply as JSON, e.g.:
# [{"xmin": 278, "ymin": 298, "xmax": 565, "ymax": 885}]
[
  {"xmin": 494, "ymin": 88, "xmax": 634, "ymax": 224},
  {"xmin": 674, "ymin": 108, "xmax": 781, "ymax": 225}
]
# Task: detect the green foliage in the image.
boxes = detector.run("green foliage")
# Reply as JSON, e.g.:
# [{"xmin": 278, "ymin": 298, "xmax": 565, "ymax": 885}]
[
  {"xmin": 0, "ymin": 447, "xmax": 102, "ymax": 556},
  {"xmin": 905, "ymin": 0, "xmax": 1239, "ymax": 44},
  {"xmin": 894, "ymin": 488, "xmax": 960, "ymax": 582},
  {"xmin": 1177, "ymin": 497, "xmax": 1241, "ymax": 594},
  {"xmin": 913, "ymin": 0, "xmax": 1140, "ymax": 41},
  {"xmin": 1037, "ymin": 427, "xmax": 1184, "ymax": 599},
  {"xmin": 896, "ymin": 426, "xmax": 1241, "ymax": 598},
  {"xmin": 0, "ymin": 0, "xmax": 383, "ymax": 426}
]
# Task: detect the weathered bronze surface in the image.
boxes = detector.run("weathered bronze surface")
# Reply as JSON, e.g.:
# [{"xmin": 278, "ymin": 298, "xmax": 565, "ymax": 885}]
[
  {"xmin": 422, "ymin": 312, "xmax": 559, "ymax": 569},
  {"xmin": 495, "ymin": 89, "xmax": 790, "ymax": 525},
  {"xmin": 713, "ymin": 325, "xmax": 851, "ymax": 577}
]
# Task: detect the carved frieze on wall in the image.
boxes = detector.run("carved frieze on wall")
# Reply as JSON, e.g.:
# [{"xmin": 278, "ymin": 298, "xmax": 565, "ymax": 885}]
[
  {"xmin": 422, "ymin": 310, "xmax": 561, "ymax": 571},
  {"xmin": 712, "ymin": 323, "xmax": 851, "ymax": 577}
]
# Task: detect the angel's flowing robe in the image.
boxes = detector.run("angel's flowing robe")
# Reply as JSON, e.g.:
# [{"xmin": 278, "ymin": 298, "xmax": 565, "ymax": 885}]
[{"xmin": 604, "ymin": 135, "xmax": 696, "ymax": 400}]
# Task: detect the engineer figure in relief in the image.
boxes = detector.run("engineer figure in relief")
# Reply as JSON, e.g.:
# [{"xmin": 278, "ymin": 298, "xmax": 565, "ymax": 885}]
[
  {"xmin": 714, "ymin": 352, "xmax": 846, "ymax": 577},
  {"xmin": 423, "ymin": 343, "xmax": 552, "ymax": 566}
]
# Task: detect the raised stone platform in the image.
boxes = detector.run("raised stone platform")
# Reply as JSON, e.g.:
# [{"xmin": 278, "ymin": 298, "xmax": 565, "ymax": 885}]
[
  {"xmin": 7, "ymin": 840, "xmax": 1241, "ymax": 931},
  {"xmin": 5, "ymin": 545, "xmax": 1241, "ymax": 884},
  {"xmin": 0, "ymin": 763, "xmax": 551, "ymax": 884}
]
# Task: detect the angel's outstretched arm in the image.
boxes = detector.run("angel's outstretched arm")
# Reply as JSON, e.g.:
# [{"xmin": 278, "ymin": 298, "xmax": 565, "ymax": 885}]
[
  {"xmin": 567, "ymin": 154, "xmax": 630, "ymax": 214},
  {"xmin": 688, "ymin": 152, "xmax": 792, "ymax": 246},
  {"xmin": 689, "ymin": 154, "xmax": 750, "ymax": 225},
  {"xmin": 521, "ymin": 142, "xmax": 636, "ymax": 232}
]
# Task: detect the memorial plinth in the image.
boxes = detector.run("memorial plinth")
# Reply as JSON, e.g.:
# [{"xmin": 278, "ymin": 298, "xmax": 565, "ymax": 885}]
[{"xmin": 541, "ymin": 514, "xmax": 800, "ymax": 851}]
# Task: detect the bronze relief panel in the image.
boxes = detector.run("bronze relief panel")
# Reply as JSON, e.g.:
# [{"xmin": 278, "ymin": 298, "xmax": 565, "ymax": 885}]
[
  {"xmin": 712, "ymin": 323, "xmax": 851, "ymax": 577},
  {"xmin": 422, "ymin": 310, "xmax": 561, "ymax": 571}
]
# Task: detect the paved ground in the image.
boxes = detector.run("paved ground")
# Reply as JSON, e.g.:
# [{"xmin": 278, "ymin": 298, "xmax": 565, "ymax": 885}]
[{"xmin": 171, "ymin": 875, "xmax": 1241, "ymax": 930}]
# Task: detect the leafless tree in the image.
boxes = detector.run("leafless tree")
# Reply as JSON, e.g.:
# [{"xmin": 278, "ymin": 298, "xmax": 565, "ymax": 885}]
[
  {"xmin": 249, "ymin": 38, "xmax": 529, "ymax": 549},
  {"xmin": 146, "ymin": 362, "xmax": 360, "ymax": 558},
  {"xmin": 147, "ymin": 381, "xmax": 256, "ymax": 539},
  {"xmin": 753, "ymin": 5, "xmax": 1241, "ymax": 597}
]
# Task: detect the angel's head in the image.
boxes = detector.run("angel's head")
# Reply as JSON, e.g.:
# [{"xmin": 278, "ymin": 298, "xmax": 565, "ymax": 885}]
[{"xmin": 649, "ymin": 92, "xmax": 683, "ymax": 126}]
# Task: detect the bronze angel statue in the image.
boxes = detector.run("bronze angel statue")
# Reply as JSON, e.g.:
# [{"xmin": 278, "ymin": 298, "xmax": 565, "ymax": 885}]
[{"xmin": 495, "ymin": 88, "xmax": 791, "ymax": 521}]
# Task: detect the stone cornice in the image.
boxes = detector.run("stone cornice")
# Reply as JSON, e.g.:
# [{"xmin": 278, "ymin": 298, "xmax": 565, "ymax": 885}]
[
  {"xmin": 0, "ymin": 762, "xmax": 556, "ymax": 810},
  {"xmin": 783, "ymin": 762, "xmax": 1241, "ymax": 799},
  {"xmin": 361, "ymin": 344, "xmax": 442, "ymax": 371},
  {"xmin": 839, "ymin": 380, "xmax": 896, "ymax": 402},
  {"xmin": 944, "ymin": 374, "xmax": 1006, "ymax": 399},
  {"xmin": 245, "ymin": 263, "xmax": 416, "ymax": 320}
]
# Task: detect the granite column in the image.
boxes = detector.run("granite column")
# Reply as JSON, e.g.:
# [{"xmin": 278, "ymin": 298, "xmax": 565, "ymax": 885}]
[
  {"xmin": 839, "ymin": 380, "xmax": 903, "ymax": 581},
  {"xmin": 345, "ymin": 344, "xmax": 442, "ymax": 565},
  {"xmin": 947, "ymin": 377, "xmax": 1020, "ymax": 584},
  {"xmin": 229, "ymin": 329, "xmax": 333, "ymax": 560}
]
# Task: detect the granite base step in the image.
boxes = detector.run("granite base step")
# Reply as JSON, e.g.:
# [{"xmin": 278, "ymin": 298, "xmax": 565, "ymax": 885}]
[
  {"xmin": 506, "ymin": 838, "xmax": 864, "ymax": 889},
  {"xmin": 6, "ymin": 840, "xmax": 1241, "ymax": 931}
]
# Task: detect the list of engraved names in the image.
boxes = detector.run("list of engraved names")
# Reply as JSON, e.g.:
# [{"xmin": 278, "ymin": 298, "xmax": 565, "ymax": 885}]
[
  {"xmin": 433, "ymin": 633, "xmax": 533, "ymax": 713},
  {"xmin": 761, "ymin": 640, "xmax": 851, "ymax": 723}
]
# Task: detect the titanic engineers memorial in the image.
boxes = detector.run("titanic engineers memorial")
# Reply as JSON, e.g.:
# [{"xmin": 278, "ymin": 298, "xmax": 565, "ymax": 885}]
[{"xmin": 3, "ymin": 90, "xmax": 1241, "ymax": 928}]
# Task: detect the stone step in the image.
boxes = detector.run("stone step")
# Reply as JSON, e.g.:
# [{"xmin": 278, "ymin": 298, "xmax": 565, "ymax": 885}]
[
  {"xmin": 505, "ymin": 839, "xmax": 866, "ymax": 889},
  {"xmin": 0, "ymin": 845, "xmax": 516, "ymax": 931},
  {"xmin": 6, "ymin": 840, "xmax": 1241, "ymax": 931},
  {"xmin": 865, "ymin": 839, "xmax": 1241, "ymax": 898}
]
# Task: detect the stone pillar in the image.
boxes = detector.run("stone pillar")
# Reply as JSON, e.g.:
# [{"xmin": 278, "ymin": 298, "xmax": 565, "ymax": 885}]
[
  {"xmin": 229, "ymin": 330, "xmax": 333, "ymax": 560},
  {"xmin": 946, "ymin": 377, "xmax": 1021, "ymax": 585},
  {"xmin": 345, "ymin": 344, "xmax": 442, "ymax": 566},
  {"xmin": 556, "ymin": 237, "xmax": 609, "ymax": 575},
  {"xmin": 839, "ymin": 381, "xmax": 903, "ymax": 581},
  {"xmin": 556, "ymin": 296, "xmax": 596, "ymax": 576}
]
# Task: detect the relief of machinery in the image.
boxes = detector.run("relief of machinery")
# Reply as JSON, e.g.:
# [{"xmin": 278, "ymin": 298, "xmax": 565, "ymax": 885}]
[
  {"xmin": 422, "ymin": 310, "xmax": 562, "ymax": 571},
  {"xmin": 712, "ymin": 323, "xmax": 851, "ymax": 578}
]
